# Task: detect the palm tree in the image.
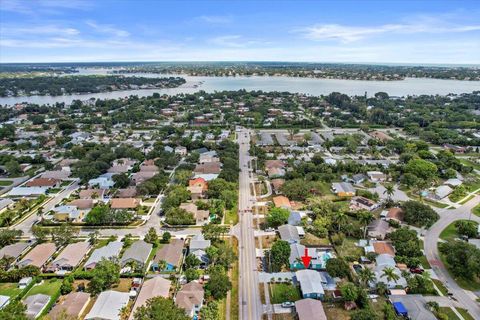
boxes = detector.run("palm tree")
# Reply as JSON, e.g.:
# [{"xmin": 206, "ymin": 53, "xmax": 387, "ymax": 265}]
[
  {"xmin": 358, "ymin": 210, "xmax": 374, "ymax": 239},
  {"xmin": 358, "ymin": 267, "xmax": 375, "ymax": 287},
  {"xmin": 382, "ymin": 266, "xmax": 400, "ymax": 284},
  {"xmin": 333, "ymin": 211, "xmax": 348, "ymax": 232},
  {"xmin": 383, "ymin": 184, "xmax": 395, "ymax": 201}
]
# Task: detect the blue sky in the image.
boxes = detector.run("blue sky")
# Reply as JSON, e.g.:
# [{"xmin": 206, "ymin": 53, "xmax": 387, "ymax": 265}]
[{"xmin": 1, "ymin": 0, "xmax": 479, "ymax": 64}]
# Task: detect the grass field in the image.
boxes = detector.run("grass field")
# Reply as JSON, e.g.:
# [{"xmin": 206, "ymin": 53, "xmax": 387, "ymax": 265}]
[
  {"xmin": 335, "ymin": 237, "xmax": 364, "ymax": 261},
  {"xmin": 269, "ymin": 283, "xmax": 301, "ymax": 304},
  {"xmin": 25, "ymin": 279, "xmax": 62, "ymax": 297},
  {"xmin": 0, "ymin": 283, "xmax": 21, "ymax": 297},
  {"xmin": 439, "ymin": 254, "xmax": 480, "ymax": 291},
  {"xmin": 0, "ymin": 180, "xmax": 13, "ymax": 186},
  {"xmin": 432, "ymin": 278, "xmax": 448, "ymax": 295},
  {"xmin": 230, "ymin": 237, "xmax": 239, "ymax": 320},
  {"xmin": 473, "ymin": 204, "xmax": 480, "ymax": 217},
  {"xmin": 439, "ymin": 221, "xmax": 459, "ymax": 241}
]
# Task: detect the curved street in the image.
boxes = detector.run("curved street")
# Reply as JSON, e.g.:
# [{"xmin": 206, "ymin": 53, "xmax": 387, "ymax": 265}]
[{"xmin": 424, "ymin": 195, "xmax": 480, "ymax": 319}]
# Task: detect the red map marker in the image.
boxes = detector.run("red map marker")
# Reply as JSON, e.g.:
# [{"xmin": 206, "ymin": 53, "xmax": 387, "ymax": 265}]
[{"xmin": 301, "ymin": 248, "xmax": 311, "ymax": 268}]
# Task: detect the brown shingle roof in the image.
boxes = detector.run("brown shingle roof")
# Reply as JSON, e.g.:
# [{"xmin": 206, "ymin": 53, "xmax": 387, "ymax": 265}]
[
  {"xmin": 154, "ymin": 239, "xmax": 184, "ymax": 266},
  {"xmin": 79, "ymin": 189, "xmax": 105, "ymax": 199},
  {"xmin": 295, "ymin": 298, "xmax": 327, "ymax": 320},
  {"xmin": 373, "ymin": 241, "xmax": 395, "ymax": 256},
  {"xmin": 273, "ymin": 196, "xmax": 291, "ymax": 208},
  {"xmin": 18, "ymin": 243, "xmax": 56, "ymax": 268},
  {"xmin": 26, "ymin": 178, "xmax": 58, "ymax": 187},
  {"xmin": 68, "ymin": 199, "xmax": 94, "ymax": 209},
  {"xmin": 49, "ymin": 292, "xmax": 90, "ymax": 320},
  {"xmin": 175, "ymin": 281, "xmax": 204, "ymax": 314},
  {"xmin": 128, "ymin": 277, "xmax": 171, "ymax": 320},
  {"xmin": 194, "ymin": 162, "xmax": 222, "ymax": 174},
  {"xmin": 110, "ymin": 198, "xmax": 139, "ymax": 209}
]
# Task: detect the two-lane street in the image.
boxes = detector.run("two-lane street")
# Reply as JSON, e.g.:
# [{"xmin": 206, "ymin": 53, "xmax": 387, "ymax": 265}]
[
  {"xmin": 237, "ymin": 128, "xmax": 263, "ymax": 320},
  {"xmin": 424, "ymin": 195, "xmax": 480, "ymax": 319}
]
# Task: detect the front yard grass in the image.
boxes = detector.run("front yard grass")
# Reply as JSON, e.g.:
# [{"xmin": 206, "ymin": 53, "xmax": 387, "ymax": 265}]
[
  {"xmin": 473, "ymin": 204, "xmax": 480, "ymax": 217},
  {"xmin": 439, "ymin": 254, "xmax": 480, "ymax": 291},
  {"xmin": 0, "ymin": 180, "xmax": 13, "ymax": 186},
  {"xmin": 439, "ymin": 221, "xmax": 459, "ymax": 241},
  {"xmin": 269, "ymin": 283, "xmax": 301, "ymax": 304},
  {"xmin": 0, "ymin": 283, "xmax": 22, "ymax": 297},
  {"xmin": 432, "ymin": 278, "xmax": 448, "ymax": 296},
  {"xmin": 25, "ymin": 278, "xmax": 62, "ymax": 297}
]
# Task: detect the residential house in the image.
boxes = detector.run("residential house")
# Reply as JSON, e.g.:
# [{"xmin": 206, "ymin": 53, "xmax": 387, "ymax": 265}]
[
  {"xmin": 434, "ymin": 185, "xmax": 453, "ymax": 200},
  {"xmin": 189, "ymin": 178, "xmax": 208, "ymax": 191},
  {"xmin": 372, "ymin": 241, "xmax": 395, "ymax": 256},
  {"xmin": 85, "ymin": 290, "xmax": 130, "ymax": 320},
  {"xmin": 84, "ymin": 241, "xmax": 123, "ymax": 270},
  {"xmin": 18, "ymin": 243, "xmax": 56, "ymax": 269},
  {"xmin": 88, "ymin": 173, "xmax": 115, "ymax": 189},
  {"xmin": 288, "ymin": 211, "xmax": 309, "ymax": 226},
  {"xmin": 179, "ymin": 203, "xmax": 209, "ymax": 225},
  {"xmin": 18, "ymin": 277, "xmax": 33, "ymax": 289},
  {"xmin": 199, "ymin": 151, "xmax": 219, "ymax": 164},
  {"xmin": 0, "ymin": 242, "xmax": 30, "ymax": 263},
  {"xmin": 110, "ymin": 198, "xmax": 139, "ymax": 211},
  {"xmin": 278, "ymin": 224, "xmax": 305, "ymax": 244},
  {"xmin": 388, "ymin": 295, "xmax": 436, "ymax": 320},
  {"xmin": 369, "ymin": 131, "xmax": 393, "ymax": 142},
  {"xmin": 444, "ymin": 178, "xmax": 462, "ymax": 187},
  {"xmin": 152, "ymin": 239, "xmax": 184, "ymax": 271},
  {"xmin": 367, "ymin": 171, "xmax": 387, "ymax": 182},
  {"xmin": 350, "ymin": 196, "xmax": 379, "ymax": 211},
  {"xmin": 331, "ymin": 182, "xmax": 355, "ymax": 197},
  {"xmin": 271, "ymin": 179, "xmax": 285, "ymax": 194},
  {"xmin": 52, "ymin": 205, "xmax": 83, "ymax": 222},
  {"xmin": 386, "ymin": 208, "xmax": 404, "ymax": 223},
  {"xmin": 128, "ymin": 277, "xmax": 171, "ymax": 320},
  {"xmin": 193, "ymin": 162, "xmax": 222, "ymax": 175},
  {"xmin": 79, "ymin": 188, "xmax": 106, "ymax": 200},
  {"xmin": 187, "ymin": 185, "xmax": 204, "ymax": 200},
  {"xmin": 116, "ymin": 188, "xmax": 137, "ymax": 198},
  {"xmin": 175, "ymin": 146, "xmax": 188, "ymax": 156},
  {"xmin": 0, "ymin": 295, "xmax": 9, "ymax": 310},
  {"xmin": 26, "ymin": 178, "xmax": 59, "ymax": 188},
  {"xmin": 272, "ymin": 196, "xmax": 292, "ymax": 209},
  {"xmin": 295, "ymin": 270, "xmax": 325, "ymax": 300},
  {"xmin": 0, "ymin": 199, "xmax": 14, "ymax": 212},
  {"xmin": 443, "ymin": 144, "xmax": 465, "ymax": 153},
  {"xmin": 374, "ymin": 254, "xmax": 407, "ymax": 289},
  {"xmin": 7, "ymin": 187, "xmax": 47, "ymax": 198},
  {"xmin": 131, "ymin": 171, "xmax": 157, "ymax": 185},
  {"xmin": 120, "ymin": 240, "xmax": 152, "ymax": 269},
  {"xmin": 295, "ymin": 298, "xmax": 328, "ymax": 320},
  {"xmin": 189, "ymin": 234, "xmax": 211, "ymax": 268},
  {"xmin": 49, "ymin": 292, "xmax": 90, "ymax": 320},
  {"xmin": 267, "ymin": 167, "xmax": 286, "ymax": 178},
  {"xmin": 41, "ymin": 170, "xmax": 71, "ymax": 180},
  {"xmin": 175, "ymin": 281, "xmax": 204, "ymax": 318},
  {"xmin": 24, "ymin": 294, "xmax": 50, "ymax": 319},
  {"xmin": 368, "ymin": 219, "xmax": 390, "ymax": 240},
  {"xmin": 289, "ymin": 244, "xmax": 334, "ymax": 270},
  {"xmin": 48, "ymin": 242, "xmax": 90, "ymax": 272}
]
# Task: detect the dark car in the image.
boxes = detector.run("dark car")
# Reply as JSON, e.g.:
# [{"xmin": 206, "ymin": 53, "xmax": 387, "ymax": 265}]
[{"xmin": 410, "ymin": 267, "xmax": 424, "ymax": 274}]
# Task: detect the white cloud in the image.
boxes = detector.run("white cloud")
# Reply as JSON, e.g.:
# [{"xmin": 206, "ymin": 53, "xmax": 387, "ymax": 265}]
[
  {"xmin": 298, "ymin": 18, "xmax": 480, "ymax": 42},
  {"xmin": 0, "ymin": 0, "xmax": 92, "ymax": 15},
  {"xmin": 208, "ymin": 35, "xmax": 265, "ymax": 48},
  {"xmin": 85, "ymin": 20, "xmax": 130, "ymax": 37},
  {"xmin": 1, "ymin": 25, "xmax": 80, "ymax": 37}
]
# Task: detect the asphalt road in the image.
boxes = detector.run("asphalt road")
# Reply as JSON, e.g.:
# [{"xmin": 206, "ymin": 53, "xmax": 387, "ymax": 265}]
[
  {"xmin": 237, "ymin": 128, "xmax": 263, "ymax": 320},
  {"xmin": 424, "ymin": 195, "xmax": 480, "ymax": 318}
]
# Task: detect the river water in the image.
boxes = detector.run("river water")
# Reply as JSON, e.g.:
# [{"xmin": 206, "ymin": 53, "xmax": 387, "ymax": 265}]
[{"xmin": 1, "ymin": 69, "xmax": 479, "ymax": 106}]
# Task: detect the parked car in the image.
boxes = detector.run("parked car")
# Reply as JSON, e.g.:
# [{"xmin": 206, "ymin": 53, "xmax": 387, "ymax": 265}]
[
  {"xmin": 281, "ymin": 302, "xmax": 294, "ymax": 308},
  {"xmin": 410, "ymin": 267, "xmax": 424, "ymax": 274}
]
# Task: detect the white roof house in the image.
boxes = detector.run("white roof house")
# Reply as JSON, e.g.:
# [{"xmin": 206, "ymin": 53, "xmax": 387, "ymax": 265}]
[
  {"xmin": 84, "ymin": 242, "xmax": 123, "ymax": 270},
  {"xmin": 85, "ymin": 290, "xmax": 130, "ymax": 320},
  {"xmin": 0, "ymin": 295, "xmax": 10, "ymax": 309},
  {"xmin": 295, "ymin": 270, "xmax": 324, "ymax": 297},
  {"xmin": 374, "ymin": 254, "xmax": 407, "ymax": 289},
  {"xmin": 434, "ymin": 185, "xmax": 453, "ymax": 199},
  {"xmin": 189, "ymin": 234, "xmax": 211, "ymax": 252},
  {"xmin": 7, "ymin": 187, "xmax": 48, "ymax": 197},
  {"xmin": 24, "ymin": 294, "xmax": 50, "ymax": 319}
]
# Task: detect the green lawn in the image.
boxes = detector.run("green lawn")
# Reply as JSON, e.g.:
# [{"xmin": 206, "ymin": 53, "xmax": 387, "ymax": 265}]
[
  {"xmin": 0, "ymin": 283, "xmax": 22, "ymax": 298},
  {"xmin": 419, "ymin": 255, "xmax": 431, "ymax": 269},
  {"xmin": 25, "ymin": 278, "xmax": 62, "ymax": 297},
  {"xmin": 439, "ymin": 307, "xmax": 461, "ymax": 320},
  {"xmin": 0, "ymin": 180, "xmax": 13, "ymax": 186},
  {"xmin": 335, "ymin": 237, "xmax": 364, "ymax": 261},
  {"xmin": 432, "ymin": 278, "xmax": 448, "ymax": 296},
  {"xmin": 439, "ymin": 221, "xmax": 459, "ymax": 241},
  {"xmin": 269, "ymin": 283, "xmax": 302, "ymax": 304},
  {"xmin": 459, "ymin": 158, "xmax": 480, "ymax": 171},
  {"xmin": 457, "ymin": 308, "xmax": 476, "ymax": 320},
  {"xmin": 473, "ymin": 204, "xmax": 480, "ymax": 217}
]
